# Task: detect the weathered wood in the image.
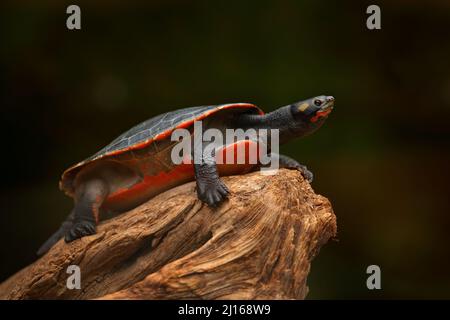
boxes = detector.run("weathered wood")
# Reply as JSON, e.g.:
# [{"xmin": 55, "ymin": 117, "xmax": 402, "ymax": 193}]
[{"xmin": 0, "ymin": 169, "xmax": 336, "ymax": 300}]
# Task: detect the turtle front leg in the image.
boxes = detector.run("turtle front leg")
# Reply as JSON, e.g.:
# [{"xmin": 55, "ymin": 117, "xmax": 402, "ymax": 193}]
[
  {"xmin": 194, "ymin": 162, "xmax": 230, "ymax": 207},
  {"xmin": 192, "ymin": 131, "xmax": 229, "ymax": 207},
  {"xmin": 276, "ymin": 153, "xmax": 314, "ymax": 183},
  {"xmin": 65, "ymin": 178, "xmax": 109, "ymax": 242}
]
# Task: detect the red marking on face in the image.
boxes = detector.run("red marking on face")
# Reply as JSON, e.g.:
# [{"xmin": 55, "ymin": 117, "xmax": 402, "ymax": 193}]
[{"xmin": 310, "ymin": 109, "xmax": 332, "ymax": 123}]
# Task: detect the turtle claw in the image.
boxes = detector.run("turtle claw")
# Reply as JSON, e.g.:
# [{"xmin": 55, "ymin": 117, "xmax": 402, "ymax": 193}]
[
  {"xmin": 197, "ymin": 179, "xmax": 230, "ymax": 207},
  {"xmin": 281, "ymin": 163, "xmax": 314, "ymax": 183},
  {"xmin": 276, "ymin": 154, "xmax": 314, "ymax": 183},
  {"xmin": 298, "ymin": 165, "xmax": 314, "ymax": 183},
  {"xmin": 64, "ymin": 220, "xmax": 97, "ymax": 243}
]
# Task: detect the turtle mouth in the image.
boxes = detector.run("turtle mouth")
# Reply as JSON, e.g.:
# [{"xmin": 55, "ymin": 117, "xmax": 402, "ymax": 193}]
[
  {"xmin": 318, "ymin": 101, "xmax": 334, "ymax": 114},
  {"xmin": 321, "ymin": 98, "xmax": 334, "ymax": 109},
  {"xmin": 310, "ymin": 100, "xmax": 334, "ymax": 123}
]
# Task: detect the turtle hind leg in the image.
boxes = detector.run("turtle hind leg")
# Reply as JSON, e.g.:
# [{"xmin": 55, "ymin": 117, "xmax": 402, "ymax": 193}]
[
  {"xmin": 37, "ymin": 210, "xmax": 75, "ymax": 256},
  {"xmin": 65, "ymin": 178, "xmax": 109, "ymax": 243},
  {"xmin": 276, "ymin": 153, "xmax": 314, "ymax": 183}
]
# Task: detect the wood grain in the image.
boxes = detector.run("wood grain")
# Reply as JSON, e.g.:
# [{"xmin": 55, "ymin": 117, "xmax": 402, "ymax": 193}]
[{"xmin": 0, "ymin": 169, "xmax": 336, "ymax": 300}]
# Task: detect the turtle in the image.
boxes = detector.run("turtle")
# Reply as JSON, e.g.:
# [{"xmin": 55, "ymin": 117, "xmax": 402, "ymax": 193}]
[{"xmin": 37, "ymin": 95, "xmax": 334, "ymax": 255}]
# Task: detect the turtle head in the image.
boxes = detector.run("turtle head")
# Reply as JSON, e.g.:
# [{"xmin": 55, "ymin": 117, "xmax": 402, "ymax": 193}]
[
  {"xmin": 290, "ymin": 95, "xmax": 334, "ymax": 123},
  {"xmin": 235, "ymin": 95, "xmax": 334, "ymax": 144},
  {"xmin": 288, "ymin": 95, "xmax": 334, "ymax": 137}
]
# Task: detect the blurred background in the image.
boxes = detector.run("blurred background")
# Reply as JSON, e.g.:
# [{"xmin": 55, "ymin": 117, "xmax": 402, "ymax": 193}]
[{"xmin": 1, "ymin": 0, "xmax": 449, "ymax": 299}]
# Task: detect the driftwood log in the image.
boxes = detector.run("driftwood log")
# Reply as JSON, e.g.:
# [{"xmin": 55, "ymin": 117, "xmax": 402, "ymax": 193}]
[{"xmin": 0, "ymin": 169, "xmax": 336, "ymax": 300}]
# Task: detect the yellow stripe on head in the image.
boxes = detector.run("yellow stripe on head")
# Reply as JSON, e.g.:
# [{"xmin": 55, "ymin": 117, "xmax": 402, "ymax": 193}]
[{"xmin": 298, "ymin": 103, "xmax": 309, "ymax": 112}]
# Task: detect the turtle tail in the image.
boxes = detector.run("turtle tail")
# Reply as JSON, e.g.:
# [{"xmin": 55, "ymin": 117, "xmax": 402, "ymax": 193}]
[{"xmin": 37, "ymin": 211, "xmax": 75, "ymax": 256}]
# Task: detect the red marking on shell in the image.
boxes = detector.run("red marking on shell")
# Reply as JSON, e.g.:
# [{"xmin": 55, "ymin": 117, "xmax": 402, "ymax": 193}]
[
  {"xmin": 215, "ymin": 140, "xmax": 260, "ymax": 166},
  {"xmin": 103, "ymin": 163, "xmax": 195, "ymax": 209},
  {"xmin": 102, "ymin": 140, "xmax": 259, "ymax": 209},
  {"xmin": 104, "ymin": 104, "xmax": 261, "ymax": 156}
]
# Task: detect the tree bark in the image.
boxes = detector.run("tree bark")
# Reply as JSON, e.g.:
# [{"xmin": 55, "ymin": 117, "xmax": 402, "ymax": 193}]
[{"xmin": 0, "ymin": 169, "xmax": 336, "ymax": 300}]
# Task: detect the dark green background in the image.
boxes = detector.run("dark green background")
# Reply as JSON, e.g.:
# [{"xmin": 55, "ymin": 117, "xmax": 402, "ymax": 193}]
[{"xmin": 1, "ymin": 0, "xmax": 450, "ymax": 298}]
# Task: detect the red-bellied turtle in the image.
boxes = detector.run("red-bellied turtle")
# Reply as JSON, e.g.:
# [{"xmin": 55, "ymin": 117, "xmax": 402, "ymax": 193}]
[{"xmin": 37, "ymin": 95, "xmax": 334, "ymax": 255}]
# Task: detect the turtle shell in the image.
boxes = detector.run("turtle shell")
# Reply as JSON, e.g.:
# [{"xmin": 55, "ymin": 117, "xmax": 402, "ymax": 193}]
[{"xmin": 60, "ymin": 103, "xmax": 263, "ymax": 194}]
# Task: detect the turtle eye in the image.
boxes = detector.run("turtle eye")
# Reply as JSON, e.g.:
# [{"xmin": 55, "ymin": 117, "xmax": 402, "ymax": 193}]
[{"xmin": 314, "ymin": 99, "xmax": 322, "ymax": 106}]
